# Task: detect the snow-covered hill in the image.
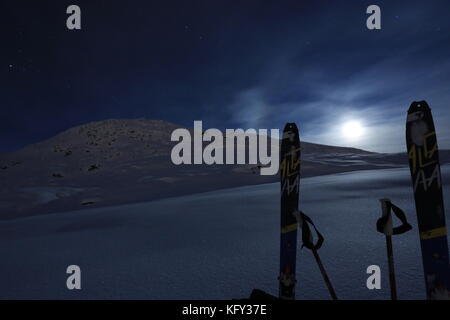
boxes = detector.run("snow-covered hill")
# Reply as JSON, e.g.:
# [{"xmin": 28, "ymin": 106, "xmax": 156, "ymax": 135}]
[{"xmin": 0, "ymin": 119, "xmax": 448, "ymax": 219}]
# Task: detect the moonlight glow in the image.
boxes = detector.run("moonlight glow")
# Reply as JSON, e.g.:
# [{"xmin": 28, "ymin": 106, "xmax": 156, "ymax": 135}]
[{"xmin": 341, "ymin": 121, "xmax": 364, "ymax": 139}]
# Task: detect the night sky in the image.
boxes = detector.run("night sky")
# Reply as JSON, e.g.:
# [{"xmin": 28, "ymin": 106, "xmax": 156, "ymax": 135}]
[{"xmin": 3, "ymin": 0, "xmax": 450, "ymax": 153}]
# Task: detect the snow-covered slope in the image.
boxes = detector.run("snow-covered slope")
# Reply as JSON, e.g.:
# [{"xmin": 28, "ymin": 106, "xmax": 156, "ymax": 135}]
[
  {"xmin": 0, "ymin": 119, "xmax": 448, "ymax": 219},
  {"xmin": 1, "ymin": 166, "xmax": 449, "ymax": 299}
]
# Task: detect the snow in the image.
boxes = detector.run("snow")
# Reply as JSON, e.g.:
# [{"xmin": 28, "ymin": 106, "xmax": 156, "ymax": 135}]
[
  {"xmin": 21, "ymin": 187, "xmax": 84, "ymax": 205},
  {"xmin": 0, "ymin": 166, "xmax": 449, "ymax": 299}
]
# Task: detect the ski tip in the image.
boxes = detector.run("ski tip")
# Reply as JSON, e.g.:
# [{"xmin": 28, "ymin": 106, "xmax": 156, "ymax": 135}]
[
  {"xmin": 283, "ymin": 122, "xmax": 299, "ymax": 133},
  {"xmin": 408, "ymin": 100, "xmax": 430, "ymax": 113}
]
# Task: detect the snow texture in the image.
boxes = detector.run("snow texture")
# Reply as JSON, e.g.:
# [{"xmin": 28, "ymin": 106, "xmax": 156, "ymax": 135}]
[{"xmin": 1, "ymin": 166, "xmax": 449, "ymax": 299}]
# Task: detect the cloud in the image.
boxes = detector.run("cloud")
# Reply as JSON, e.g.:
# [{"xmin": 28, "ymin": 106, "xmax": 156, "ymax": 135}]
[
  {"xmin": 227, "ymin": 88, "xmax": 270, "ymax": 129},
  {"xmin": 221, "ymin": 1, "xmax": 450, "ymax": 153}
]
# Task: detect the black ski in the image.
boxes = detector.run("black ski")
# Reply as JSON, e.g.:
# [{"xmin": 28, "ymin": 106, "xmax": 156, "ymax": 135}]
[
  {"xmin": 279, "ymin": 123, "xmax": 300, "ymax": 299},
  {"xmin": 406, "ymin": 101, "xmax": 450, "ymax": 299}
]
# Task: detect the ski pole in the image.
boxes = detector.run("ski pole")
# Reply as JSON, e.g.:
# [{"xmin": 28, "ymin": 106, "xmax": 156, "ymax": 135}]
[
  {"xmin": 312, "ymin": 249, "xmax": 338, "ymax": 300},
  {"xmin": 294, "ymin": 210, "xmax": 338, "ymax": 300},
  {"xmin": 379, "ymin": 198, "xmax": 397, "ymax": 300}
]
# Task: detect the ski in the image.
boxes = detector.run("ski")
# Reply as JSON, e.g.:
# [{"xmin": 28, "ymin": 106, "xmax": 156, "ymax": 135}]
[
  {"xmin": 279, "ymin": 123, "xmax": 301, "ymax": 299},
  {"xmin": 406, "ymin": 101, "xmax": 450, "ymax": 299}
]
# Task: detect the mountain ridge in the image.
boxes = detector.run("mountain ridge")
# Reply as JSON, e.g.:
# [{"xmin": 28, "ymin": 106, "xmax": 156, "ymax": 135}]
[{"xmin": 1, "ymin": 118, "xmax": 375, "ymax": 159}]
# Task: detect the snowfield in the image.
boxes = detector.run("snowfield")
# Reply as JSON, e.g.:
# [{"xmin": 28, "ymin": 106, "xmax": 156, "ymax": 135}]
[{"xmin": 0, "ymin": 166, "xmax": 449, "ymax": 299}]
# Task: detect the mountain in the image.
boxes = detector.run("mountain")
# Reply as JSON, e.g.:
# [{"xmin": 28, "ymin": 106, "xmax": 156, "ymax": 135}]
[{"xmin": 0, "ymin": 119, "xmax": 446, "ymax": 219}]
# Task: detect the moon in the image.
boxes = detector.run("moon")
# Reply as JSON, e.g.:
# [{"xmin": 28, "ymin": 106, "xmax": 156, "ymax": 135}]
[{"xmin": 341, "ymin": 121, "xmax": 364, "ymax": 139}]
